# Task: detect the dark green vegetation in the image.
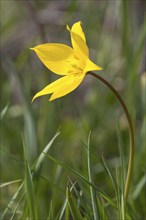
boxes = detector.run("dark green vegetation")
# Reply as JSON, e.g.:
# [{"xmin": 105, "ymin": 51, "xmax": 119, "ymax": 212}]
[{"xmin": 1, "ymin": 0, "xmax": 146, "ymax": 219}]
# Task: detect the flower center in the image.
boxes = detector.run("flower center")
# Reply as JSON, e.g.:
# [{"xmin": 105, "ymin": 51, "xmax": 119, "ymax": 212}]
[{"xmin": 67, "ymin": 55, "xmax": 85, "ymax": 75}]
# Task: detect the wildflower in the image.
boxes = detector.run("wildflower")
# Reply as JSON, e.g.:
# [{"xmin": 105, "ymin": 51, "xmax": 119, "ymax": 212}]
[{"xmin": 31, "ymin": 21, "xmax": 102, "ymax": 101}]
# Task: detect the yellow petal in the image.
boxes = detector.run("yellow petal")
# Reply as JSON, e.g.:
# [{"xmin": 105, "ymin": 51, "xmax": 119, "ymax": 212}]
[
  {"xmin": 50, "ymin": 74, "xmax": 85, "ymax": 101},
  {"xmin": 31, "ymin": 43, "xmax": 75, "ymax": 75},
  {"xmin": 67, "ymin": 23, "xmax": 88, "ymax": 63},
  {"xmin": 70, "ymin": 21, "xmax": 86, "ymax": 42},
  {"xmin": 32, "ymin": 76, "xmax": 69, "ymax": 101},
  {"xmin": 32, "ymin": 74, "xmax": 85, "ymax": 101},
  {"xmin": 84, "ymin": 58, "xmax": 103, "ymax": 74}
]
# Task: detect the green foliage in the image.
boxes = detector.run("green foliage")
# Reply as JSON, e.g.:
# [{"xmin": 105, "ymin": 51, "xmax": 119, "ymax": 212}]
[{"xmin": 1, "ymin": 0, "xmax": 145, "ymax": 219}]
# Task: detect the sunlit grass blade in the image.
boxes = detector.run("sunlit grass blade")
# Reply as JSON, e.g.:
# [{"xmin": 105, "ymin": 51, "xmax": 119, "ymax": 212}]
[
  {"xmin": 23, "ymin": 138, "xmax": 37, "ymax": 220},
  {"xmin": 44, "ymin": 153, "xmax": 118, "ymax": 213},
  {"xmin": 64, "ymin": 201, "xmax": 70, "ymax": 220},
  {"xmin": 99, "ymin": 192, "xmax": 117, "ymax": 209},
  {"xmin": 96, "ymin": 199, "xmax": 109, "ymax": 220},
  {"xmin": 47, "ymin": 201, "xmax": 54, "ymax": 220},
  {"xmin": 1, "ymin": 182, "xmax": 24, "ymax": 220},
  {"xmin": 44, "ymin": 153, "xmax": 103, "ymax": 194},
  {"xmin": 0, "ymin": 104, "xmax": 9, "ymax": 120},
  {"xmin": 67, "ymin": 187, "xmax": 87, "ymax": 220},
  {"xmin": 32, "ymin": 131, "xmax": 60, "ymax": 175},
  {"xmin": 101, "ymin": 155, "xmax": 118, "ymax": 199},
  {"xmin": 24, "ymin": 160, "xmax": 37, "ymax": 219},
  {"xmin": 0, "ymin": 179, "xmax": 22, "ymax": 188},
  {"xmin": 87, "ymin": 132, "xmax": 99, "ymax": 220},
  {"xmin": 132, "ymin": 174, "xmax": 146, "ymax": 199},
  {"xmin": 10, "ymin": 191, "xmax": 25, "ymax": 220},
  {"xmin": 57, "ymin": 198, "xmax": 68, "ymax": 220},
  {"xmin": 57, "ymin": 182, "xmax": 78, "ymax": 220}
]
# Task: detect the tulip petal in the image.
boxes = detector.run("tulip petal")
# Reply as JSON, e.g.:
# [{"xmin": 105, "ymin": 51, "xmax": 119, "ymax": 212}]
[
  {"xmin": 84, "ymin": 58, "xmax": 103, "ymax": 74},
  {"xmin": 32, "ymin": 74, "xmax": 85, "ymax": 101},
  {"xmin": 67, "ymin": 24, "xmax": 88, "ymax": 63},
  {"xmin": 50, "ymin": 74, "xmax": 85, "ymax": 101},
  {"xmin": 31, "ymin": 44, "xmax": 76, "ymax": 75},
  {"xmin": 71, "ymin": 21, "xmax": 86, "ymax": 42}
]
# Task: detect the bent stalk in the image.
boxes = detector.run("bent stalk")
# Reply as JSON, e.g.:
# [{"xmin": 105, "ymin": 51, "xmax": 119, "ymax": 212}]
[{"xmin": 87, "ymin": 71, "xmax": 134, "ymax": 201}]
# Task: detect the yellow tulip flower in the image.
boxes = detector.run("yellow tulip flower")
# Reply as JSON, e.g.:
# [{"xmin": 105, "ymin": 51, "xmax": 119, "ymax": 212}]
[{"xmin": 31, "ymin": 21, "xmax": 102, "ymax": 101}]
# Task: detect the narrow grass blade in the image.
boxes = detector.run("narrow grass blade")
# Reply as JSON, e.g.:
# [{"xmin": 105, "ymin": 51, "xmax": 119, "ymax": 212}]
[
  {"xmin": 101, "ymin": 155, "xmax": 118, "ymax": 198},
  {"xmin": 23, "ymin": 138, "xmax": 37, "ymax": 220},
  {"xmin": 87, "ymin": 132, "xmax": 99, "ymax": 220},
  {"xmin": 25, "ymin": 160, "xmax": 37, "ymax": 219},
  {"xmin": 0, "ymin": 179, "xmax": 22, "ymax": 188},
  {"xmin": 67, "ymin": 187, "xmax": 87, "ymax": 220},
  {"xmin": 57, "ymin": 198, "xmax": 68, "ymax": 220},
  {"xmin": 1, "ymin": 182, "xmax": 24, "ymax": 220},
  {"xmin": 0, "ymin": 104, "xmax": 9, "ymax": 120},
  {"xmin": 47, "ymin": 201, "xmax": 54, "ymax": 220},
  {"xmin": 64, "ymin": 201, "xmax": 70, "ymax": 220},
  {"xmin": 44, "ymin": 153, "xmax": 102, "ymax": 194},
  {"xmin": 133, "ymin": 174, "xmax": 146, "ymax": 199},
  {"xmin": 96, "ymin": 199, "xmax": 109, "ymax": 220},
  {"xmin": 33, "ymin": 132, "xmax": 60, "ymax": 175},
  {"xmin": 10, "ymin": 191, "xmax": 25, "ymax": 220},
  {"xmin": 44, "ymin": 153, "xmax": 117, "ymax": 210}
]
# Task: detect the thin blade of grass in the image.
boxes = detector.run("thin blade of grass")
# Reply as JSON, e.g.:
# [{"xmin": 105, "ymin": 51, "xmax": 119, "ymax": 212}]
[
  {"xmin": 101, "ymin": 155, "xmax": 118, "ymax": 198},
  {"xmin": 0, "ymin": 179, "xmax": 22, "ymax": 188},
  {"xmin": 64, "ymin": 201, "xmax": 70, "ymax": 220},
  {"xmin": 32, "ymin": 131, "xmax": 60, "ymax": 175},
  {"xmin": 57, "ymin": 198, "xmax": 68, "ymax": 220},
  {"xmin": 67, "ymin": 187, "xmax": 87, "ymax": 220},
  {"xmin": 1, "ymin": 182, "xmax": 24, "ymax": 220},
  {"xmin": 47, "ymin": 201, "xmax": 54, "ymax": 220},
  {"xmin": 23, "ymin": 138, "xmax": 37, "ymax": 220},
  {"xmin": 44, "ymin": 153, "xmax": 119, "ymax": 211},
  {"xmin": 0, "ymin": 104, "xmax": 9, "ymax": 120},
  {"xmin": 96, "ymin": 199, "xmax": 109, "ymax": 220},
  {"xmin": 57, "ymin": 182, "xmax": 78, "ymax": 220},
  {"xmin": 44, "ymin": 153, "xmax": 102, "ymax": 194},
  {"xmin": 25, "ymin": 160, "xmax": 37, "ymax": 219},
  {"xmin": 132, "ymin": 174, "xmax": 146, "ymax": 199},
  {"xmin": 10, "ymin": 191, "xmax": 25, "ymax": 220},
  {"xmin": 87, "ymin": 132, "xmax": 99, "ymax": 220}
]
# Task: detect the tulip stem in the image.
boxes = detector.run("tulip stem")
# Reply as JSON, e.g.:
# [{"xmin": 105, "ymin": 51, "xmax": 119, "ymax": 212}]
[{"xmin": 88, "ymin": 71, "xmax": 134, "ymax": 201}]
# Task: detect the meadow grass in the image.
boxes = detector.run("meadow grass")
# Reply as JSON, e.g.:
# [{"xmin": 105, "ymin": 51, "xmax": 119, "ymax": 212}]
[{"xmin": 1, "ymin": 1, "xmax": 146, "ymax": 219}]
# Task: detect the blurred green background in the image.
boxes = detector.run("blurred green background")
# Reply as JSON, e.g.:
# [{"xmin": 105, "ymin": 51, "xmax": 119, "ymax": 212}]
[{"xmin": 1, "ymin": 0, "xmax": 146, "ymax": 219}]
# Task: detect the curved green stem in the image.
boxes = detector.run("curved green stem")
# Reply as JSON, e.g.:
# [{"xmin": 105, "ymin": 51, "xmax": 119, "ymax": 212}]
[{"xmin": 88, "ymin": 71, "xmax": 134, "ymax": 201}]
